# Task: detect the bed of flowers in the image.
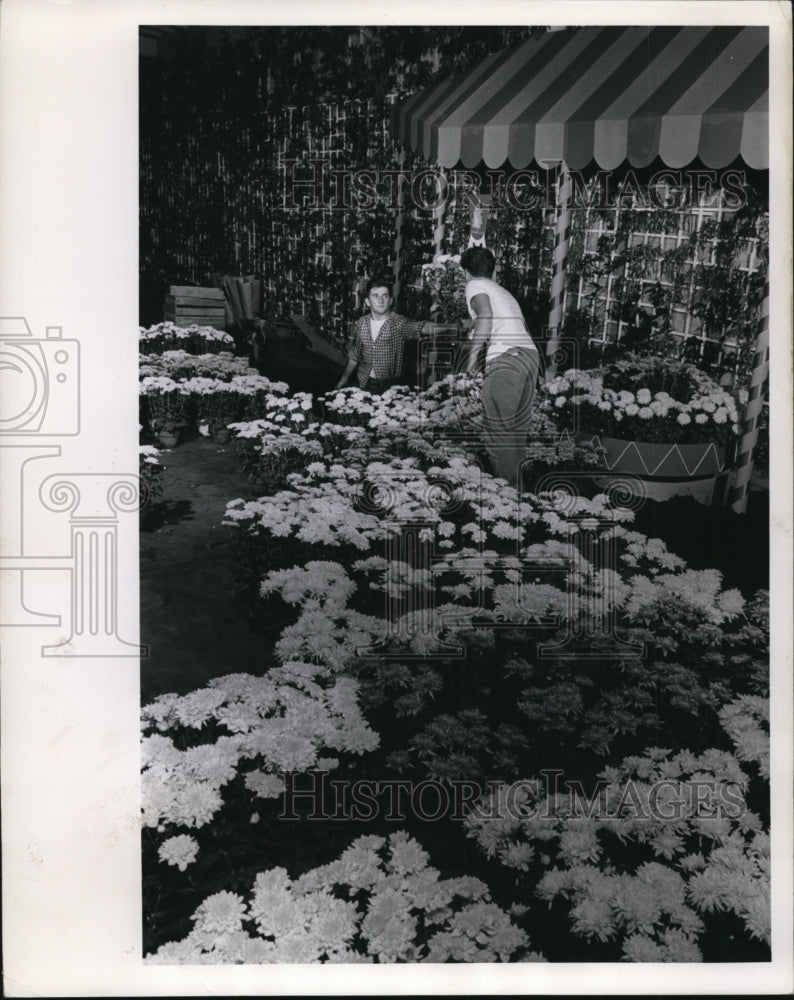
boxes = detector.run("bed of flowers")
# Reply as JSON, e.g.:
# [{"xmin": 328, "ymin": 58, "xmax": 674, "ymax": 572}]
[
  {"xmin": 139, "ymin": 321, "xmax": 236, "ymax": 355},
  {"xmin": 142, "ymin": 369, "xmax": 769, "ymax": 965},
  {"xmin": 137, "ymin": 333, "xmax": 290, "ymax": 444}
]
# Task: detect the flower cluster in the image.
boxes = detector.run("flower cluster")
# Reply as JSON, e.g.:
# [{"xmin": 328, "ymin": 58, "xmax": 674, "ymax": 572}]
[
  {"xmin": 464, "ymin": 740, "xmax": 770, "ymax": 955},
  {"xmin": 139, "ymin": 321, "xmax": 235, "ymax": 355},
  {"xmin": 718, "ymin": 695, "xmax": 770, "ymax": 779},
  {"xmin": 320, "ymin": 375, "xmax": 481, "ymax": 437},
  {"xmin": 140, "ymin": 368, "xmax": 289, "ymax": 438},
  {"xmin": 226, "ymin": 392, "xmax": 377, "ymax": 490},
  {"xmin": 225, "ymin": 449, "xmax": 643, "ymax": 567},
  {"xmin": 539, "ymin": 864, "xmax": 705, "ymax": 960},
  {"xmin": 139, "ymin": 350, "xmax": 252, "ymax": 381},
  {"xmin": 545, "ymin": 353, "xmax": 742, "ymax": 445},
  {"xmin": 686, "ymin": 829, "xmax": 770, "ymax": 944},
  {"xmin": 261, "ymin": 561, "xmax": 357, "ymax": 612},
  {"xmin": 146, "ymin": 831, "xmax": 539, "ymax": 963},
  {"xmin": 141, "ymin": 662, "xmax": 378, "ymax": 834},
  {"xmin": 139, "ymin": 377, "xmax": 192, "ymax": 434},
  {"xmin": 143, "ymin": 346, "xmax": 769, "ymax": 964},
  {"xmin": 622, "ymin": 567, "xmax": 744, "ymax": 626}
]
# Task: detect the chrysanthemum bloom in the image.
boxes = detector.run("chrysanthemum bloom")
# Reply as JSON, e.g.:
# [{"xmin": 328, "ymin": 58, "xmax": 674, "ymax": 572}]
[{"xmin": 158, "ymin": 834, "xmax": 199, "ymax": 871}]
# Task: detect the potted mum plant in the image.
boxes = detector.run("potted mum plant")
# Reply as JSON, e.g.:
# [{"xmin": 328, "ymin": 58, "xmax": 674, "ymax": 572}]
[
  {"xmin": 545, "ymin": 352, "xmax": 744, "ymax": 500},
  {"xmin": 140, "ymin": 377, "xmax": 191, "ymax": 448},
  {"xmin": 193, "ymin": 382, "xmax": 243, "ymax": 444}
]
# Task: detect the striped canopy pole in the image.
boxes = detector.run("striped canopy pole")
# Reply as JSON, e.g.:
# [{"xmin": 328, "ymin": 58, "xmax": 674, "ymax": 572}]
[
  {"xmin": 432, "ymin": 165, "xmax": 448, "ymax": 259},
  {"xmin": 729, "ymin": 284, "xmax": 770, "ymax": 514},
  {"xmin": 429, "ymin": 166, "xmax": 448, "ymax": 322},
  {"xmin": 545, "ymin": 164, "xmax": 574, "ymax": 379},
  {"xmin": 391, "ymin": 145, "xmax": 408, "ymax": 305}
]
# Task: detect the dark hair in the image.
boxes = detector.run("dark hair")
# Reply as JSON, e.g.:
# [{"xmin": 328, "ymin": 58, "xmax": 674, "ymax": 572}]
[
  {"xmin": 364, "ymin": 276, "xmax": 393, "ymax": 298},
  {"xmin": 460, "ymin": 247, "xmax": 496, "ymax": 278}
]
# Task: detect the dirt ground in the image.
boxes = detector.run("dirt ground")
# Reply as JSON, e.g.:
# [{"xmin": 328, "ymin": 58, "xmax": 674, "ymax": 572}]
[
  {"xmin": 140, "ymin": 337, "xmax": 339, "ymax": 703},
  {"xmin": 140, "ymin": 435, "xmax": 271, "ymax": 701}
]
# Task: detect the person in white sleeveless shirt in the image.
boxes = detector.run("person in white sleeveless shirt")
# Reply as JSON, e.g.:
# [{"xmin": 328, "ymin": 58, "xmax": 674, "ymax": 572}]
[{"xmin": 460, "ymin": 247, "xmax": 542, "ymax": 487}]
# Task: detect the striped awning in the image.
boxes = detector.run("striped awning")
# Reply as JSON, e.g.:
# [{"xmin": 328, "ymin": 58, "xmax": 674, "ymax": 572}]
[{"xmin": 392, "ymin": 26, "xmax": 768, "ymax": 171}]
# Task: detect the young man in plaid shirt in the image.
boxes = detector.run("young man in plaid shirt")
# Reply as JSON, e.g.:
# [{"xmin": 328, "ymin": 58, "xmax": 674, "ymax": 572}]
[{"xmin": 335, "ymin": 278, "xmax": 443, "ymax": 393}]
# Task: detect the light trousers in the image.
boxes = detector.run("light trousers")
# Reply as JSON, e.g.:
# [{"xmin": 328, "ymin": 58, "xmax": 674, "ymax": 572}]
[{"xmin": 481, "ymin": 347, "xmax": 542, "ymax": 486}]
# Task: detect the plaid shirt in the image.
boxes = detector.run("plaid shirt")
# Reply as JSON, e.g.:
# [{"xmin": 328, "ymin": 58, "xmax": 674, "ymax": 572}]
[{"xmin": 347, "ymin": 313, "xmax": 426, "ymax": 387}]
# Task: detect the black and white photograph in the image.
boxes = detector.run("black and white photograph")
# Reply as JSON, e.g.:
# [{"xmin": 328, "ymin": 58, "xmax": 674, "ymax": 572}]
[
  {"xmin": 2, "ymin": 1, "xmax": 792, "ymax": 995},
  {"xmin": 137, "ymin": 15, "xmax": 782, "ymax": 968}
]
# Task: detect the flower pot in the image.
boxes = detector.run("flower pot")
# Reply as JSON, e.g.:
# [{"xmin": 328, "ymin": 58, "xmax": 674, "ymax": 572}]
[
  {"xmin": 573, "ymin": 433, "xmax": 729, "ymax": 504},
  {"xmin": 210, "ymin": 426, "xmax": 232, "ymax": 445},
  {"xmin": 157, "ymin": 430, "xmax": 181, "ymax": 449}
]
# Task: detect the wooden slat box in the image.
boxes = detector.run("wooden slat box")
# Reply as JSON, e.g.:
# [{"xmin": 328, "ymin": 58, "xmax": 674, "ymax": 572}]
[{"xmin": 164, "ymin": 285, "xmax": 228, "ymax": 329}]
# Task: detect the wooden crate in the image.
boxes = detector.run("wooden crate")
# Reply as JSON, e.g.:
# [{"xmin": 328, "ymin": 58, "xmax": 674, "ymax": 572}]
[
  {"xmin": 164, "ymin": 285, "xmax": 228, "ymax": 329},
  {"xmin": 165, "ymin": 294, "xmax": 227, "ymax": 310}
]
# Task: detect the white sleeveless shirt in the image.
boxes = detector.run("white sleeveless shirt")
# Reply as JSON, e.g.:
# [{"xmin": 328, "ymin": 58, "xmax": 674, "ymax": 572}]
[{"xmin": 465, "ymin": 277, "xmax": 537, "ymax": 364}]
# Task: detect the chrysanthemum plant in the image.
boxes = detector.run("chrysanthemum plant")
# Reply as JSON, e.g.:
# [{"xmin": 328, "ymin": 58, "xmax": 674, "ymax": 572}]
[
  {"xmin": 146, "ymin": 831, "xmax": 542, "ymax": 964},
  {"xmin": 420, "ymin": 255, "xmax": 470, "ymax": 324},
  {"xmin": 139, "ymin": 321, "xmax": 235, "ymax": 356},
  {"xmin": 464, "ymin": 699, "xmax": 770, "ymax": 961}
]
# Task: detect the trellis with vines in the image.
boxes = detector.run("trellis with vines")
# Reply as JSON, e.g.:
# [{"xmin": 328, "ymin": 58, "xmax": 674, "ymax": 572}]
[{"xmin": 560, "ymin": 176, "xmax": 768, "ymax": 384}]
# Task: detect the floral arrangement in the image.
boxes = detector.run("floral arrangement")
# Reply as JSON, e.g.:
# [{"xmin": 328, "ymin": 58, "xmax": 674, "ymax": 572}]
[
  {"xmin": 545, "ymin": 353, "xmax": 744, "ymax": 446},
  {"xmin": 146, "ymin": 831, "xmax": 540, "ymax": 963},
  {"xmin": 139, "ymin": 321, "xmax": 235, "ymax": 355},
  {"xmin": 420, "ymin": 254, "xmax": 469, "ymax": 323}
]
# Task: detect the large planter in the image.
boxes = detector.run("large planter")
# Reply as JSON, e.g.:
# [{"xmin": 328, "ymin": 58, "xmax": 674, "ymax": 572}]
[
  {"xmin": 210, "ymin": 426, "xmax": 232, "ymax": 444},
  {"xmin": 573, "ymin": 433, "xmax": 730, "ymax": 504},
  {"xmin": 157, "ymin": 430, "xmax": 181, "ymax": 449}
]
